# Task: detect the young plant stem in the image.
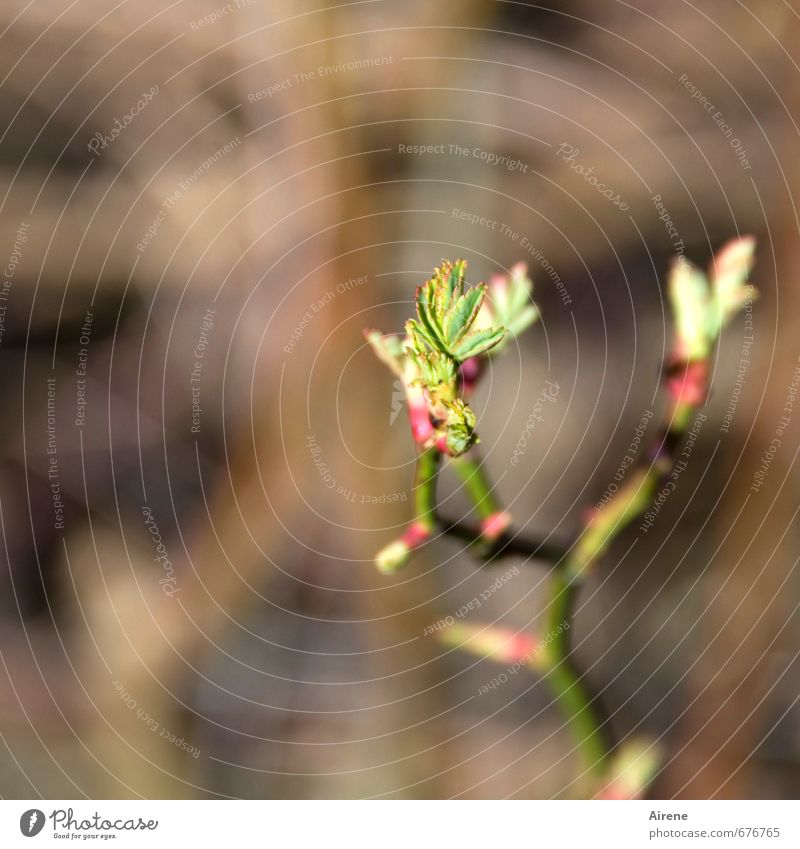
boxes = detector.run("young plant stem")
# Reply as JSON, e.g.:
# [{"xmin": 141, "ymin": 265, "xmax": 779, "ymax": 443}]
[
  {"xmin": 532, "ymin": 360, "xmax": 710, "ymax": 779},
  {"xmin": 375, "ymin": 447, "xmax": 441, "ymax": 574},
  {"xmin": 370, "ymin": 243, "xmax": 754, "ymax": 796},
  {"xmin": 542, "ymin": 572, "xmax": 613, "ymax": 777},
  {"xmin": 450, "ymin": 454, "xmax": 511, "ymax": 543},
  {"xmin": 414, "ymin": 447, "xmax": 440, "ymax": 535},
  {"xmin": 441, "ymin": 518, "xmax": 569, "ymax": 563},
  {"xmin": 450, "ymin": 454, "xmax": 500, "ymax": 520}
]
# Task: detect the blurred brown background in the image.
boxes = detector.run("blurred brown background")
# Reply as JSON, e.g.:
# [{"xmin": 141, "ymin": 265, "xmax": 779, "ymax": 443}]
[{"xmin": 0, "ymin": 0, "xmax": 799, "ymax": 799}]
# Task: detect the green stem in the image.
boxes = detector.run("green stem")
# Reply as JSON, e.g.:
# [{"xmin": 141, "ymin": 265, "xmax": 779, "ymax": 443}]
[
  {"xmin": 536, "ymin": 374, "xmax": 707, "ymax": 779},
  {"xmin": 448, "ymin": 454, "xmax": 611, "ymax": 773},
  {"xmin": 414, "ymin": 447, "xmax": 440, "ymax": 533},
  {"xmin": 450, "ymin": 453, "xmax": 511, "ymax": 545},
  {"xmin": 375, "ymin": 447, "xmax": 440, "ymax": 574},
  {"xmin": 542, "ymin": 571, "xmax": 612, "ymax": 777},
  {"xmin": 450, "ymin": 454, "xmax": 501, "ymax": 521}
]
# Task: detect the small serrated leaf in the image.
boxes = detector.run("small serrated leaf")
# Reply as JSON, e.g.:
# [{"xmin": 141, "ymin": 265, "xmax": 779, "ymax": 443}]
[
  {"xmin": 416, "ymin": 282, "xmax": 447, "ymax": 349},
  {"xmin": 412, "ymin": 351, "xmax": 458, "ymax": 397},
  {"xmin": 438, "ymin": 259, "xmax": 465, "ymax": 310},
  {"xmin": 449, "ymin": 259, "xmax": 467, "ymax": 299},
  {"xmin": 451, "ymin": 326, "xmax": 508, "ymax": 360},
  {"xmin": 443, "ymin": 284, "xmax": 486, "ymax": 347},
  {"xmin": 405, "ymin": 318, "xmax": 439, "ymax": 354},
  {"xmin": 432, "ymin": 268, "xmax": 448, "ymax": 323}
]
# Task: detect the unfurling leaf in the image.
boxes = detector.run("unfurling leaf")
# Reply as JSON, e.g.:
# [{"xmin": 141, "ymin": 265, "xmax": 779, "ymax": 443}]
[
  {"xmin": 709, "ymin": 235, "xmax": 756, "ymax": 336},
  {"xmin": 364, "ymin": 330, "xmax": 405, "ymax": 377},
  {"xmin": 669, "ymin": 257, "xmax": 711, "ymax": 361},
  {"xmin": 668, "ymin": 238, "xmax": 756, "ymax": 363},
  {"xmin": 475, "ymin": 262, "xmax": 539, "ymax": 351},
  {"xmin": 410, "ymin": 260, "xmax": 506, "ymax": 363},
  {"xmin": 366, "ymin": 258, "xmax": 538, "ymax": 456}
]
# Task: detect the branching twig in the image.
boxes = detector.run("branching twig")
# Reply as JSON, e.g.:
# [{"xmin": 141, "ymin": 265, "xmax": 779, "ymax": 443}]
[
  {"xmin": 441, "ymin": 515, "xmax": 571, "ymax": 564},
  {"xmin": 366, "ymin": 242, "xmax": 755, "ymax": 797}
]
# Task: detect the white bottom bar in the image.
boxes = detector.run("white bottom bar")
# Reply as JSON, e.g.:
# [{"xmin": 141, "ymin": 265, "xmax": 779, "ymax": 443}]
[{"xmin": 1, "ymin": 800, "xmax": 796, "ymax": 848}]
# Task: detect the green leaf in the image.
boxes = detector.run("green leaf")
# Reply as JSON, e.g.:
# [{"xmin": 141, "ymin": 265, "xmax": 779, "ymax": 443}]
[
  {"xmin": 443, "ymin": 284, "xmax": 486, "ymax": 347},
  {"xmin": 451, "ymin": 326, "xmax": 507, "ymax": 360},
  {"xmin": 409, "ymin": 349, "xmax": 457, "ymax": 390},
  {"xmin": 437, "ymin": 259, "xmax": 466, "ymax": 314},
  {"xmin": 405, "ymin": 318, "xmax": 439, "ymax": 354},
  {"xmin": 447, "ymin": 259, "xmax": 467, "ymax": 299},
  {"xmin": 432, "ymin": 273, "xmax": 447, "ymax": 324},
  {"xmin": 416, "ymin": 280, "xmax": 447, "ymax": 349}
]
